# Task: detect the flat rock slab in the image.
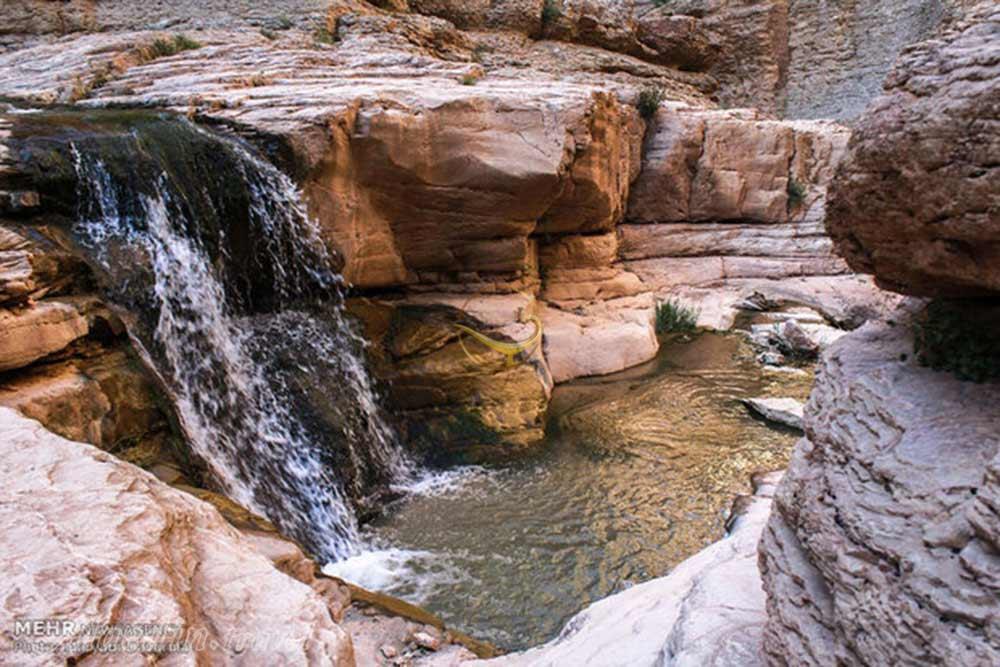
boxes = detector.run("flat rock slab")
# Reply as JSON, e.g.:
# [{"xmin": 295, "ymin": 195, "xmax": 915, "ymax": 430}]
[{"xmin": 742, "ymin": 397, "xmax": 805, "ymax": 431}]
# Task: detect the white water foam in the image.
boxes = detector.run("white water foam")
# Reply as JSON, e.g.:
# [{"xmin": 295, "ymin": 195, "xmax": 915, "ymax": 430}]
[{"xmin": 323, "ymin": 545, "xmax": 474, "ymax": 607}]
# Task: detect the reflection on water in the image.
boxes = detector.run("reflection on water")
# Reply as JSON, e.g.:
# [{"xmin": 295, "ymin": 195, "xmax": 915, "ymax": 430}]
[{"xmin": 335, "ymin": 333, "xmax": 810, "ymax": 650}]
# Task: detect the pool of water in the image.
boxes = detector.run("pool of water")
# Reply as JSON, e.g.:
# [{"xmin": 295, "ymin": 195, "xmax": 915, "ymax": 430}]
[{"xmin": 326, "ymin": 332, "xmax": 810, "ymax": 650}]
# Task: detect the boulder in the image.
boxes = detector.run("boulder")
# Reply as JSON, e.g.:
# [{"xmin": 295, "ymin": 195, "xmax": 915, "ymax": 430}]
[
  {"xmin": 347, "ymin": 294, "xmax": 552, "ymax": 462},
  {"xmin": 760, "ymin": 321, "xmax": 1000, "ymax": 665},
  {"xmin": 0, "ymin": 407, "xmax": 355, "ymax": 666},
  {"xmin": 540, "ymin": 297, "xmax": 658, "ymax": 383},
  {"xmin": 826, "ymin": 4, "xmax": 1000, "ymax": 296}
]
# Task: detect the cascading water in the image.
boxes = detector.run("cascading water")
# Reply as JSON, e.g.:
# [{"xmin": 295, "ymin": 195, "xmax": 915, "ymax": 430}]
[{"xmin": 63, "ymin": 114, "xmax": 409, "ymax": 561}]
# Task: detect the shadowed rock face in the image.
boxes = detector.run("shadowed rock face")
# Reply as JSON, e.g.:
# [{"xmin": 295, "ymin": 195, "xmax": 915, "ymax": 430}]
[{"xmin": 826, "ymin": 3, "xmax": 1000, "ymax": 297}]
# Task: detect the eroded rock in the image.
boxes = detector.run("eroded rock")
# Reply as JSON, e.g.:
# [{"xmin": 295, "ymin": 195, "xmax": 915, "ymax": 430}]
[
  {"xmin": 742, "ymin": 397, "xmax": 803, "ymax": 431},
  {"xmin": 0, "ymin": 299, "xmax": 89, "ymax": 372},
  {"xmin": 760, "ymin": 321, "xmax": 1000, "ymax": 665}
]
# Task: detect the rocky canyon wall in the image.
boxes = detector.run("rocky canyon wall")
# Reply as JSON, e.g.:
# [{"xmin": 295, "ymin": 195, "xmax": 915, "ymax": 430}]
[
  {"xmin": 761, "ymin": 4, "xmax": 1000, "ymax": 665},
  {"xmin": 0, "ymin": 0, "xmax": 872, "ymax": 459},
  {"xmin": 785, "ymin": 0, "xmax": 980, "ymax": 120},
  {"xmin": 0, "ymin": 122, "xmax": 180, "ymax": 474}
]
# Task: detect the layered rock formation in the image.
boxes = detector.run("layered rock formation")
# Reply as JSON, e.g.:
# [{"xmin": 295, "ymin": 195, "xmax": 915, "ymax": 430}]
[
  {"xmin": 761, "ymin": 5, "xmax": 1000, "ymax": 665},
  {"xmin": 0, "ymin": 0, "xmax": 869, "ymax": 457},
  {"xmin": 0, "ymin": 195, "xmax": 176, "ymax": 467}
]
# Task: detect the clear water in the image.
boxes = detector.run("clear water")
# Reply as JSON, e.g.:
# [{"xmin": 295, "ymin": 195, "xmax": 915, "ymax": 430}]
[{"xmin": 328, "ymin": 333, "xmax": 809, "ymax": 650}]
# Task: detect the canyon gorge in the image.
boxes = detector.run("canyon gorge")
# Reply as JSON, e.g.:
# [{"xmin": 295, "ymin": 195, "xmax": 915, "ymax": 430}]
[{"xmin": 0, "ymin": 0, "xmax": 997, "ymax": 665}]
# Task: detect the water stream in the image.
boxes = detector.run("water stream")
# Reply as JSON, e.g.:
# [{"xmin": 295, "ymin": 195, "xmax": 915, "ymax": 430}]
[
  {"xmin": 63, "ymin": 113, "xmax": 409, "ymax": 561},
  {"xmin": 24, "ymin": 110, "xmax": 810, "ymax": 651}
]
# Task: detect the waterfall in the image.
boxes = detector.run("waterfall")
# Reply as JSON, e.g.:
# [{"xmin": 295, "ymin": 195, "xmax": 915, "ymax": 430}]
[{"xmin": 67, "ymin": 116, "xmax": 409, "ymax": 561}]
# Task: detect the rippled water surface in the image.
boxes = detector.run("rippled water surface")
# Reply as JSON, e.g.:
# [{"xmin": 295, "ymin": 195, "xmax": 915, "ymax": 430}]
[{"xmin": 328, "ymin": 333, "xmax": 811, "ymax": 650}]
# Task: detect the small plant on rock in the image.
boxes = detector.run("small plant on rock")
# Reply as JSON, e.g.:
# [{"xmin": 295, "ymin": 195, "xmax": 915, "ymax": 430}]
[
  {"xmin": 138, "ymin": 34, "xmax": 203, "ymax": 63},
  {"xmin": 655, "ymin": 299, "xmax": 699, "ymax": 334},
  {"xmin": 637, "ymin": 85, "xmax": 665, "ymax": 120},
  {"xmin": 542, "ymin": 0, "xmax": 562, "ymax": 27},
  {"xmin": 913, "ymin": 300, "xmax": 1000, "ymax": 383},
  {"xmin": 313, "ymin": 24, "xmax": 339, "ymax": 45},
  {"xmin": 460, "ymin": 72, "xmax": 481, "ymax": 85},
  {"xmin": 787, "ymin": 178, "xmax": 807, "ymax": 210}
]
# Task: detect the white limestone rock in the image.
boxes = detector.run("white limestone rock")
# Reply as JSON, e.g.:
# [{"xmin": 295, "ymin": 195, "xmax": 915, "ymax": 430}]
[
  {"xmin": 0, "ymin": 407, "xmax": 355, "ymax": 666},
  {"xmin": 742, "ymin": 398, "xmax": 804, "ymax": 431}
]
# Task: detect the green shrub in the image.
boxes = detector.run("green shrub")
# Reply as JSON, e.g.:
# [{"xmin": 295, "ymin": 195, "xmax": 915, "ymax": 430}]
[
  {"xmin": 136, "ymin": 34, "xmax": 203, "ymax": 65},
  {"xmin": 913, "ymin": 301, "xmax": 1000, "ymax": 383},
  {"xmin": 637, "ymin": 85, "xmax": 665, "ymax": 120},
  {"xmin": 787, "ymin": 178, "xmax": 807, "ymax": 210},
  {"xmin": 314, "ymin": 25, "xmax": 338, "ymax": 45},
  {"xmin": 461, "ymin": 73, "xmax": 480, "ymax": 85},
  {"xmin": 542, "ymin": 0, "xmax": 562, "ymax": 26},
  {"xmin": 146, "ymin": 34, "xmax": 202, "ymax": 59},
  {"xmin": 656, "ymin": 299, "xmax": 699, "ymax": 334}
]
